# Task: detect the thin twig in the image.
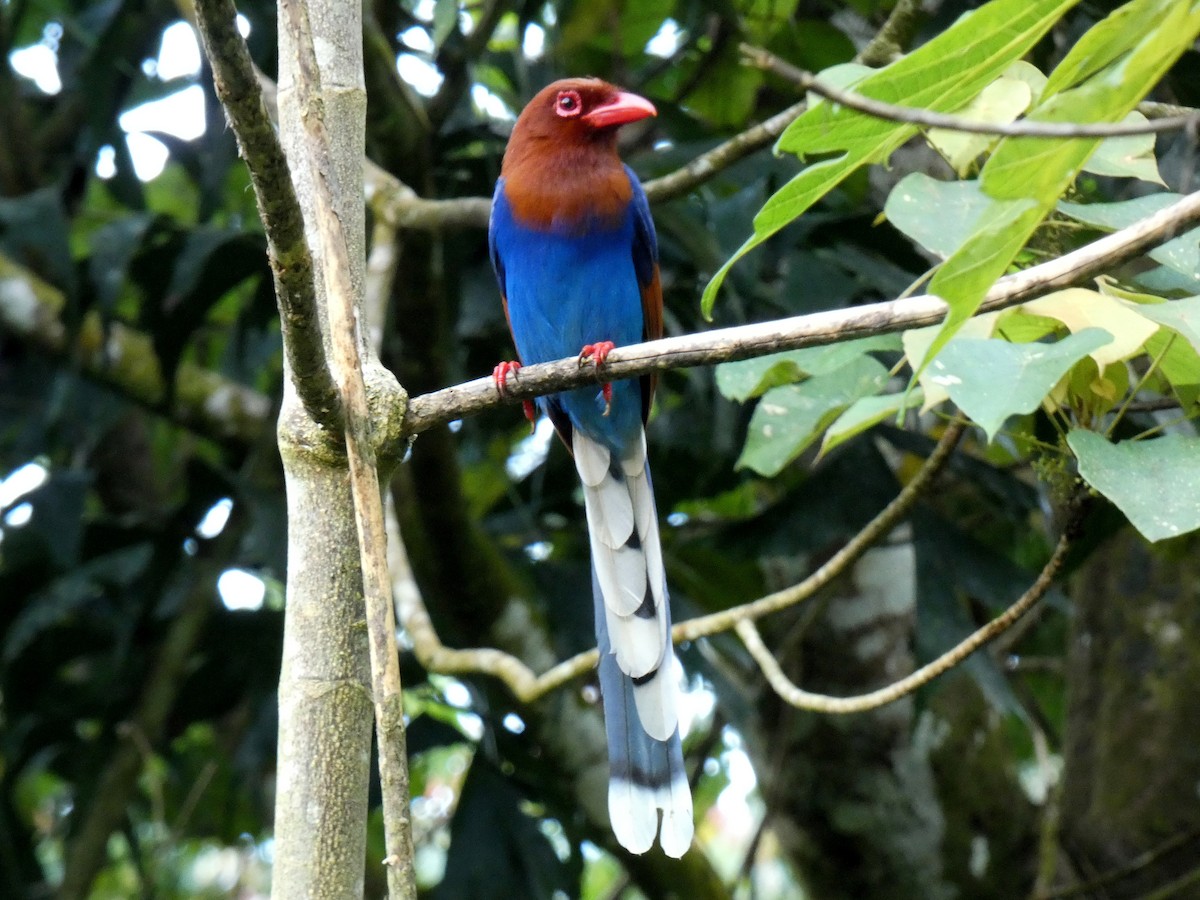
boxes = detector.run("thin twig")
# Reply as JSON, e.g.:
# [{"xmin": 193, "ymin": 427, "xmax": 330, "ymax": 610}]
[
  {"xmin": 740, "ymin": 44, "xmax": 1200, "ymax": 138},
  {"xmin": 193, "ymin": 0, "xmax": 341, "ymax": 432},
  {"xmin": 279, "ymin": 0, "xmax": 416, "ymax": 895},
  {"xmin": 1034, "ymin": 826, "xmax": 1200, "ymax": 900},
  {"xmin": 398, "ymin": 188, "xmax": 1200, "ymax": 439},
  {"xmin": 737, "ymin": 492, "xmax": 1084, "ymax": 714}
]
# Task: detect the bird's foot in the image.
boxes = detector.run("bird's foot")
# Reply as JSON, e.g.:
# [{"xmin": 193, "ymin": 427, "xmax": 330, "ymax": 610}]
[
  {"xmin": 579, "ymin": 341, "xmax": 616, "ymax": 416},
  {"xmin": 492, "ymin": 360, "xmax": 536, "ymax": 428}
]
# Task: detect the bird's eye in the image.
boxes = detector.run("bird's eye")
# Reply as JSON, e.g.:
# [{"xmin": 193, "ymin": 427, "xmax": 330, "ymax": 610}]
[{"xmin": 555, "ymin": 90, "xmax": 583, "ymax": 118}]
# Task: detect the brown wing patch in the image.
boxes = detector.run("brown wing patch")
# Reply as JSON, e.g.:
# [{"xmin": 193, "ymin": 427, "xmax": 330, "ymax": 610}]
[{"xmin": 639, "ymin": 265, "xmax": 663, "ymax": 423}]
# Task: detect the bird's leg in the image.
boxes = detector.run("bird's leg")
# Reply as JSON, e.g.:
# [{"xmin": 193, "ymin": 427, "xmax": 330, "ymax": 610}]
[
  {"xmin": 579, "ymin": 341, "xmax": 616, "ymax": 416},
  {"xmin": 492, "ymin": 360, "xmax": 536, "ymax": 428}
]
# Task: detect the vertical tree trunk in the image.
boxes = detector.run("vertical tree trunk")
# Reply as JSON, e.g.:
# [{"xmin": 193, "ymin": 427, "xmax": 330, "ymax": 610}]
[
  {"xmin": 271, "ymin": 0, "xmax": 374, "ymax": 895},
  {"xmin": 1056, "ymin": 530, "xmax": 1200, "ymax": 896},
  {"xmin": 750, "ymin": 539, "xmax": 956, "ymax": 900}
]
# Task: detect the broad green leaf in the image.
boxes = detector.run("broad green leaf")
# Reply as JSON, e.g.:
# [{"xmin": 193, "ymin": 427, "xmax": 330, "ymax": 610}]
[
  {"xmin": 916, "ymin": 0, "xmax": 1200, "ymax": 372},
  {"xmin": 1132, "ymin": 296, "xmax": 1200, "ymax": 352},
  {"xmin": 1081, "ymin": 112, "xmax": 1165, "ymax": 184},
  {"xmin": 1135, "ymin": 266, "xmax": 1200, "ymax": 295},
  {"xmin": 700, "ymin": 0, "xmax": 1083, "ymax": 316},
  {"xmin": 820, "ymin": 389, "xmax": 924, "ymax": 455},
  {"xmin": 1041, "ymin": 0, "xmax": 1179, "ymax": 97},
  {"xmin": 1022, "ymin": 288, "xmax": 1159, "ymax": 366},
  {"xmin": 715, "ymin": 334, "xmax": 900, "ymax": 402},
  {"xmin": 1069, "ymin": 430, "xmax": 1200, "ymax": 541},
  {"xmin": 903, "ymin": 312, "xmax": 999, "ymax": 410},
  {"xmin": 927, "ymin": 76, "xmax": 1033, "ymax": 175},
  {"xmin": 736, "ymin": 356, "xmax": 889, "ymax": 476},
  {"xmin": 1059, "ymin": 194, "xmax": 1200, "ymax": 281},
  {"xmin": 884, "ymin": 175, "xmax": 992, "ymax": 259},
  {"xmin": 929, "ymin": 328, "xmax": 1113, "ymax": 441}
]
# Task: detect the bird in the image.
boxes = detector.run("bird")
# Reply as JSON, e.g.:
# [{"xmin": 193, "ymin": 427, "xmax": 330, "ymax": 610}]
[{"xmin": 488, "ymin": 78, "xmax": 693, "ymax": 858}]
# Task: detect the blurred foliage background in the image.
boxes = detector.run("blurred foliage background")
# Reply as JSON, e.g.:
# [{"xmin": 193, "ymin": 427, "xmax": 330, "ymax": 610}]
[{"xmin": 2, "ymin": 0, "xmax": 1200, "ymax": 897}]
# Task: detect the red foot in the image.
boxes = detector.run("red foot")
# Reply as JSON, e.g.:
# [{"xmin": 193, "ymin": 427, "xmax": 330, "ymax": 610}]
[
  {"xmin": 492, "ymin": 360, "xmax": 536, "ymax": 428},
  {"xmin": 579, "ymin": 341, "xmax": 616, "ymax": 416},
  {"xmin": 578, "ymin": 341, "xmax": 615, "ymax": 368}
]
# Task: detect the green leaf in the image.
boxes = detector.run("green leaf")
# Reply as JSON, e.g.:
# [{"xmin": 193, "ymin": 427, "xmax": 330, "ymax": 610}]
[
  {"xmin": 1069, "ymin": 430, "xmax": 1200, "ymax": 541},
  {"xmin": 700, "ymin": 0, "xmax": 1083, "ymax": 316},
  {"xmin": 1058, "ymin": 194, "xmax": 1200, "ymax": 282},
  {"xmin": 916, "ymin": 0, "xmax": 1200, "ymax": 373},
  {"xmin": 1041, "ymin": 0, "xmax": 1179, "ymax": 97},
  {"xmin": 820, "ymin": 389, "xmax": 924, "ymax": 455},
  {"xmin": 1081, "ymin": 112, "xmax": 1165, "ymax": 184},
  {"xmin": 903, "ymin": 312, "xmax": 999, "ymax": 410},
  {"xmin": 736, "ymin": 356, "xmax": 889, "ymax": 476},
  {"xmin": 884, "ymin": 175, "xmax": 993, "ymax": 259},
  {"xmin": 715, "ymin": 334, "xmax": 900, "ymax": 402},
  {"xmin": 1127, "ymin": 295, "xmax": 1200, "ymax": 353},
  {"xmin": 930, "ymin": 328, "xmax": 1113, "ymax": 441}
]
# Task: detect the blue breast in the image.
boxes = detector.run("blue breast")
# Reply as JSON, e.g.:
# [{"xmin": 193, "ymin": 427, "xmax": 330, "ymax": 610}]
[{"xmin": 491, "ymin": 181, "xmax": 644, "ymax": 449}]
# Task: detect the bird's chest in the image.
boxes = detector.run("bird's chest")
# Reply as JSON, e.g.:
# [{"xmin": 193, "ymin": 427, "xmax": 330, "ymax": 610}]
[{"xmin": 500, "ymin": 219, "xmax": 643, "ymax": 365}]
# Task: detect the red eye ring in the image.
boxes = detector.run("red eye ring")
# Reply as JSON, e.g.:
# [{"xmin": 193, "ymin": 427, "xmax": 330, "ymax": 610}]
[{"xmin": 555, "ymin": 90, "xmax": 583, "ymax": 118}]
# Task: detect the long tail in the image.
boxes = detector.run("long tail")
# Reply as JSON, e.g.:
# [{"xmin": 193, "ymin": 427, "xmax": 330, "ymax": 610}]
[{"xmin": 576, "ymin": 430, "xmax": 693, "ymax": 857}]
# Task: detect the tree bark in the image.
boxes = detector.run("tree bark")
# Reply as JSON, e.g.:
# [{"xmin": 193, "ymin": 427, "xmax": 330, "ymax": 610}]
[{"xmin": 271, "ymin": 0, "xmax": 376, "ymax": 895}]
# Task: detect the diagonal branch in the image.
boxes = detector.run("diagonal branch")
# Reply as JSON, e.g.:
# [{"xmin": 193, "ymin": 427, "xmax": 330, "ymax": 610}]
[
  {"xmin": 398, "ymin": 187, "xmax": 1200, "ymax": 440},
  {"xmin": 735, "ymin": 492, "xmax": 1084, "ymax": 714},
  {"xmin": 193, "ymin": 0, "xmax": 340, "ymax": 432}
]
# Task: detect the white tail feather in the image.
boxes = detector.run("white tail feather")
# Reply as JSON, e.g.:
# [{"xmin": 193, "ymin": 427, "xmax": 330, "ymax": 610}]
[
  {"xmin": 592, "ymin": 541, "xmax": 646, "ymax": 615},
  {"xmin": 659, "ymin": 774, "xmax": 695, "ymax": 859},
  {"xmin": 608, "ymin": 782, "xmax": 657, "ymax": 855},
  {"xmin": 604, "ymin": 603, "xmax": 665, "ymax": 678},
  {"xmin": 632, "ymin": 654, "xmax": 679, "ymax": 741}
]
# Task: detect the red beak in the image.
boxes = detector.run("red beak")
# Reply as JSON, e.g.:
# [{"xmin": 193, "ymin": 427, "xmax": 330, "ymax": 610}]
[{"xmin": 583, "ymin": 91, "xmax": 657, "ymax": 128}]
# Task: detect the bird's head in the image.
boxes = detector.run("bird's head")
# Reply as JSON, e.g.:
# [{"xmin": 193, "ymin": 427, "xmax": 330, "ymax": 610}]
[
  {"xmin": 500, "ymin": 79, "xmax": 656, "ymax": 231},
  {"xmin": 505, "ymin": 78, "xmax": 656, "ymax": 159}
]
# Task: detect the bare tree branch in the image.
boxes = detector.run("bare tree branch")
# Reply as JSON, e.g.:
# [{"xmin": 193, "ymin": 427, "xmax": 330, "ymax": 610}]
[
  {"xmin": 398, "ymin": 187, "xmax": 1200, "ymax": 439},
  {"xmin": 735, "ymin": 492, "xmax": 1079, "ymax": 714},
  {"xmin": 279, "ymin": 0, "xmax": 416, "ymax": 894},
  {"xmin": 194, "ymin": 0, "xmax": 341, "ymax": 432},
  {"xmin": 741, "ymin": 43, "xmax": 1200, "ymax": 138}
]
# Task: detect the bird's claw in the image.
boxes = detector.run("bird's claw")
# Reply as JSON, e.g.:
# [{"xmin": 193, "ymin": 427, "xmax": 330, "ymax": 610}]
[
  {"xmin": 493, "ymin": 359, "xmax": 522, "ymax": 395},
  {"xmin": 579, "ymin": 341, "xmax": 616, "ymax": 416},
  {"xmin": 493, "ymin": 360, "xmax": 536, "ymax": 430},
  {"xmin": 578, "ymin": 341, "xmax": 615, "ymax": 368}
]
